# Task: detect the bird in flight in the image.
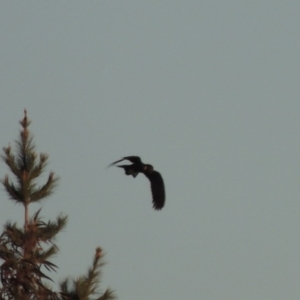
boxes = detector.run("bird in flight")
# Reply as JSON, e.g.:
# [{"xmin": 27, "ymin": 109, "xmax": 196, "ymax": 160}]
[{"xmin": 108, "ymin": 156, "xmax": 165, "ymax": 210}]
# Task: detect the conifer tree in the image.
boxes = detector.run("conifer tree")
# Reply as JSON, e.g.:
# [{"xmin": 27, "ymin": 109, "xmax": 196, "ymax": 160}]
[
  {"xmin": 0, "ymin": 111, "xmax": 115, "ymax": 300},
  {"xmin": 60, "ymin": 247, "xmax": 115, "ymax": 300}
]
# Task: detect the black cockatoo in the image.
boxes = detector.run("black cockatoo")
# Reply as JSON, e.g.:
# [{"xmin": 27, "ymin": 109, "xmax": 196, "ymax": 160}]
[{"xmin": 108, "ymin": 156, "xmax": 165, "ymax": 210}]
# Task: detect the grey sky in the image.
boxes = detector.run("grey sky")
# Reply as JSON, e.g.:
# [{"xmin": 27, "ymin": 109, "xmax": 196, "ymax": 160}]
[{"xmin": 1, "ymin": 1, "xmax": 300, "ymax": 299}]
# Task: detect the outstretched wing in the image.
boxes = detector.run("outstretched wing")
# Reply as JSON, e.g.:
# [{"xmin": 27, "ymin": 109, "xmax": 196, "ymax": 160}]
[
  {"xmin": 143, "ymin": 170, "xmax": 165, "ymax": 210},
  {"xmin": 108, "ymin": 156, "xmax": 142, "ymax": 167}
]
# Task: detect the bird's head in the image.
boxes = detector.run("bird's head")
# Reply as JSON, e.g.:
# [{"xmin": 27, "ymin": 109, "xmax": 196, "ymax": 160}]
[{"xmin": 143, "ymin": 164, "xmax": 154, "ymax": 173}]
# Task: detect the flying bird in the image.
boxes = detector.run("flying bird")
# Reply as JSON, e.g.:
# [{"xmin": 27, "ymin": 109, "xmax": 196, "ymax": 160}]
[{"xmin": 108, "ymin": 156, "xmax": 165, "ymax": 210}]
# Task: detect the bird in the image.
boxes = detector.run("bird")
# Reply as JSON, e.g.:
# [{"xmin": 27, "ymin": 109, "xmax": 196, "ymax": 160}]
[{"xmin": 108, "ymin": 156, "xmax": 165, "ymax": 210}]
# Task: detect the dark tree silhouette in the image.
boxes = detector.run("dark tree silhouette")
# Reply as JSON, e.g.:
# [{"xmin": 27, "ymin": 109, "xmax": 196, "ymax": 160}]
[
  {"xmin": 60, "ymin": 248, "xmax": 115, "ymax": 300},
  {"xmin": 0, "ymin": 111, "xmax": 115, "ymax": 300}
]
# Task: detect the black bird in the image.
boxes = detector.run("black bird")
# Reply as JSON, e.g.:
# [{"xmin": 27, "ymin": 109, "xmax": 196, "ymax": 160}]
[{"xmin": 108, "ymin": 156, "xmax": 165, "ymax": 210}]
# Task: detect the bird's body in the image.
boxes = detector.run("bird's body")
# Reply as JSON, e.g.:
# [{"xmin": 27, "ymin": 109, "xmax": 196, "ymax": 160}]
[{"xmin": 108, "ymin": 156, "xmax": 165, "ymax": 210}]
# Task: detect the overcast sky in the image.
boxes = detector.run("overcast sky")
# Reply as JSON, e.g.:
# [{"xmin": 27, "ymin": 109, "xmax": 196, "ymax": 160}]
[{"xmin": 1, "ymin": 2, "xmax": 300, "ymax": 299}]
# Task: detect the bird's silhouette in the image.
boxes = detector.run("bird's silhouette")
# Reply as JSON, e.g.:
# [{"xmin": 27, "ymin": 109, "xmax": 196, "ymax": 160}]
[{"xmin": 108, "ymin": 156, "xmax": 165, "ymax": 210}]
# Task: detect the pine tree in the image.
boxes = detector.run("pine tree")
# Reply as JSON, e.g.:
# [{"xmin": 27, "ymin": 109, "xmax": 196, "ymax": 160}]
[
  {"xmin": 0, "ymin": 111, "xmax": 115, "ymax": 300},
  {"xmin": 60, "ymin": 248, "xmax": 115, "ymax": 300}
]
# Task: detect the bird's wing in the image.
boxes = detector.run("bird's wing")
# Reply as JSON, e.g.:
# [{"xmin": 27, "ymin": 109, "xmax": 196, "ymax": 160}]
[
  {"xmin": 117, "ymin": 165, "xmax": 139, "ymax": 177},
  {"xmin": 108, "ymin": 156, "xmax": 141, "ymax": 167},
  {"xmin": 123, "ymin": 156, "xmax": 142, "ymax": 163},
  {"xmin": 143, "ymin": 170, "xmax": 165, "ymax": 210}
]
